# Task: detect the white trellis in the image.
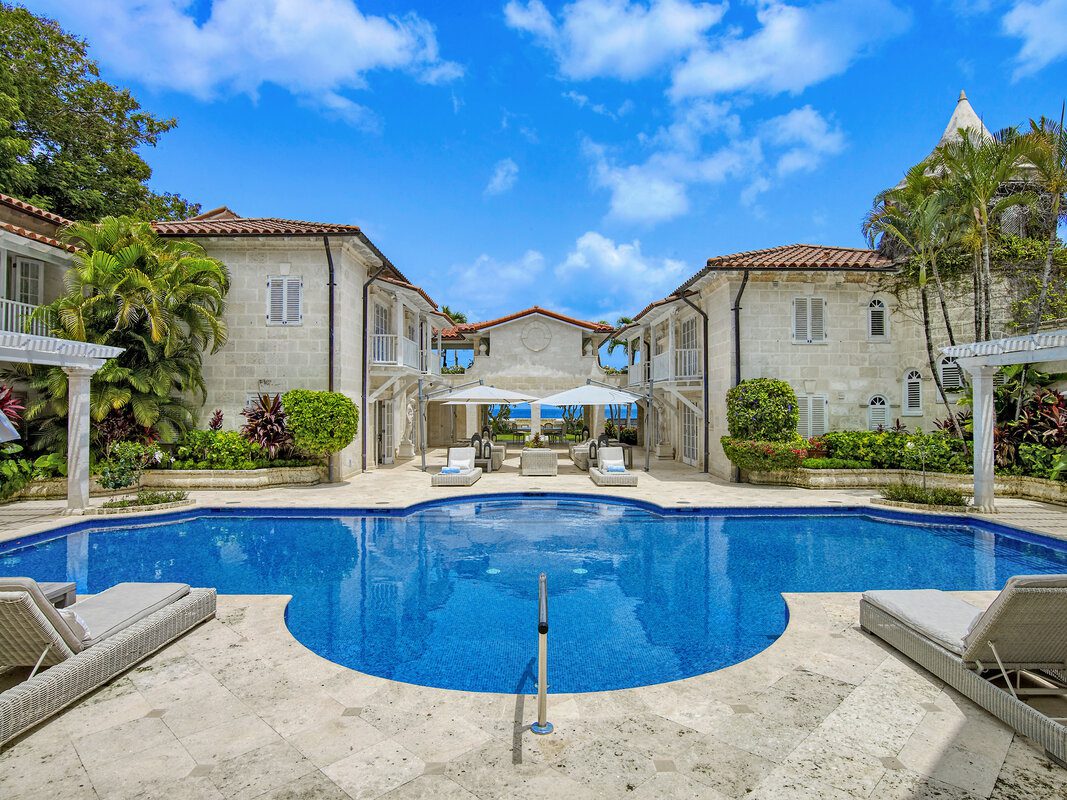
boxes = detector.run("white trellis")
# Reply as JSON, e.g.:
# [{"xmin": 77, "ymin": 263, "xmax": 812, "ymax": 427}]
[
  {"xmin": 940, "ymin": 330, "xmax": 1067, "ymax": 512},
  {"xmin": 0, "ymin": 332, "xmax": 123, "ymax": 511}
]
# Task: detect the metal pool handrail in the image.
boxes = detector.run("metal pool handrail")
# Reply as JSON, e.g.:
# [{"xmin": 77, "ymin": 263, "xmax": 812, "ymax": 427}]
[{"xmin": 532, "ymin": 572, "xmax": 553, "ymax": 735}]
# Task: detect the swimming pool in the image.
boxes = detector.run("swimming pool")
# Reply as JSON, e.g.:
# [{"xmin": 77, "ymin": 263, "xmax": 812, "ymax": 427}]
[{"xmin": 2, "ymin": 495, "xmax": 1066, "ymax": 693}]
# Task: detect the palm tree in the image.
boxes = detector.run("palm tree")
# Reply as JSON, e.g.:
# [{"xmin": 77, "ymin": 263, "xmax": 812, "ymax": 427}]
[
  {"xmin": 438, "ymin": 306, "xmax": 467, "ymax": 367},
  {"xmin": 933, "ymin": 128, "xmax": 1033, "ymax": 340},
  {"xmin": 606, "ymin": 316, "xmax": 634, "ymax": 356},
  {"xmin": 1021, "ymin": 109, "xmax": 1067, "ymax": 333},
  {"xmin": 865, "ymin": 184, "xmax": 963, "ymax": 436},
  {"xmin": 22, "ymin": 216, "xmax": 229, "ymax": 447}
]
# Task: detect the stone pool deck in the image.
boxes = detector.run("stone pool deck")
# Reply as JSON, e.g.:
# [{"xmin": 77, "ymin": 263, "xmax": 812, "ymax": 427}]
[{"xmin": 1, "ymin": 449, "xmax": 1066, "ymax": 798}]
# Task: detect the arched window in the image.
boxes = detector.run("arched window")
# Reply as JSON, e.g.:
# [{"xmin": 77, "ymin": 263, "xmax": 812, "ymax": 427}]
[
  {"xmin": 867, "ymin": 298, "xmax": 888, "ymax": 340},
  {"xmin": 902, "ymin": 370, "xmax": 923, "ymax": 416},
  {"xmin": 939, "ymin": 356, "xmax": 964, "ymax": 392},
  {"xmin": 867, "ymin": 395, "xmax": 889, "ymax": 431}
]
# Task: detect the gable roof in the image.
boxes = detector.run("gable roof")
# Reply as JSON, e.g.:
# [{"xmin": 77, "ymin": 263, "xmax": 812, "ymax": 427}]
[
  {"xmin": 0, "ymin": 193, "xmax": 75, "ymax": 252},
  {"xmin": 675, "ymin": 244, "xmax": 895, "ymax": 293},
  {"xmin": 438, "ymin": 306, "xmax": 613, "ymax": 340},
  {"xmin": 0, "ymin": 193, "xmax": 73, "ymax": 227}
]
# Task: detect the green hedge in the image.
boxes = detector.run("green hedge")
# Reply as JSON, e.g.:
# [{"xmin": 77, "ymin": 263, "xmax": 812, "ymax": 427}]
[
  {"xmin": 800, "ymin": 457, "xmax": 874, "ymax": 470},
  {"xmin": 172, "ymin": 430, "xmax": 266, "ymax": 470},
  {"xmin": 720, "ymin": 437, "xmax": 808, "ymax": 471},
  {"xmin": 881, "ymin": 483, "xmax": 967, "ymax": 507},
  {"xmin": 282, "ymin": 390, "xmax": 359, "ymax": 456},
  {"xmin": 725, "ymin": 379, "xmax": 798, "ymax": 442},
  {"xmin": 815, "ymin": 431, "xmax": 970, "ymax": 473}
]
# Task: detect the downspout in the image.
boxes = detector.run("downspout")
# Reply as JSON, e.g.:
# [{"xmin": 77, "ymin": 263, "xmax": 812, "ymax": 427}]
[
  {"xmin": 323, "ymin": 236, "xmax": 336, "ymax": 481},
  {"xmin": 679, "ymin": 294, "xmax": 710, "ymax": 473},
  {"xmin": 729, "ymin": 271, "xmax": 750, "ymax": 483},
  {"xmin": 360, "ymin": 264, "xmax": 388, "ymax": 472}
]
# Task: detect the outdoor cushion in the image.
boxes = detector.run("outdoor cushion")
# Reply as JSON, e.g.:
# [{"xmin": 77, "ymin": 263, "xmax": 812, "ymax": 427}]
[
  {"xmin": 0, "ymin": 577, "xmax": 84, "ymax": 653},
  {"xmin": 601, "ymin": 458, "xmax": 625, "ymax": 470},
  {"xmin": 73, "ymin": 583, "xmax": 190, "ymax": 646},
  {"xmin": 441, "ymin": 466, "xmax": 461, "ymax": 474},
  {"xmin": 606, "ymin": 465, "xmax": 626, "ymax": 473},
  {"xmin": 59, "ymin": 608, "xmax": 90, "ymax": 643},
  {"xmin": 863, "ymin": 589, "xmax": 983, "ymax": 654}
]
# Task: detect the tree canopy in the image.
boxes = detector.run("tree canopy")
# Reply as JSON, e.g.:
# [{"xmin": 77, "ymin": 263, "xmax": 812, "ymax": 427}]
[{"xmin": 0, "ymin": 3, "xmax": 197, "ymax": 221}]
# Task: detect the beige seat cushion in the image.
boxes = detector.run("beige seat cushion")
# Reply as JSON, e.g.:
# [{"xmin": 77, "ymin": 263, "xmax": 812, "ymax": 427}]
[
  {"xmin": 72, "ymin": 583, "xmax": 190, "ymax": 646},
  {"xmin": 863, "ymin": 589, "xmax": 983, "ymax": 654},
  {"xmin": 0, "ymin": 577, "xmax": 84, "ymax": 653}
]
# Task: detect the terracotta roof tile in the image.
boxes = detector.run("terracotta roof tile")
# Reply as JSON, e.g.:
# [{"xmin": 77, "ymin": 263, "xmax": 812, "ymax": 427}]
[
  {"xmin": 0, "ymin": 193, "xmax": 73, "ymax": 227},
  {"xmin": 151, "ymin": 216, "xmax": 364, "ymax": 237},
  {"xmin": 376, "ymin": 274, "xmax": 440, "ymax": 311},
  {"xmin": 447, "ymin": 306, "xmax": 613, "ymax": 337},
  {"xmin": 0, "ymin": 221, "xmax": 76, "ymax": 252},
  {"xmin": 675, "ymin": 243, "xmax": 895, "ymax": 294}
]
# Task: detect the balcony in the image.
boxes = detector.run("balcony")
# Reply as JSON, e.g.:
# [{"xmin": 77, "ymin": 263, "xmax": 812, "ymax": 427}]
[
  {"xmin": 675, "ymin": 348, "xmax": 702, "ymax": 380},
  {"xmin": 371, "ymin": 333, "xmax": 429, "ymax": 372},
  {"xmin": 626, "ymin": 348, "xmax": 702, "ymax": 385},
  {"xmin": 0, "ymin": 298, "xmax": 49, "ymax": 337}
]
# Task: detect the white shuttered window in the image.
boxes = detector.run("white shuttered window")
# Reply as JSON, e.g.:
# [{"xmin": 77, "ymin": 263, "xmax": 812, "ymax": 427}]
[
  {"xmin": 867, "ymin": 395, "xmax": 889, "ymax": 431},
  {"xmin": 792, "ymin": 297, "xmax": 826, "ymax": 343},
  {"xmin": 939, "ymin": 357, "xmax": 964, "ymax": 392},
  {"xmin": 868, "ymin": 299, "xmax": 888, "ymax": 340},
  {"xmin": 266, "ymin": 276, "xmax": 302, "ymax": 326},
  {"xmin": 902, "ymin": 370, "xmax": 923, "ymax": 416},
  {"xmin": 797, "ymin": 394, "xmax": 828, "ymax": 438}
]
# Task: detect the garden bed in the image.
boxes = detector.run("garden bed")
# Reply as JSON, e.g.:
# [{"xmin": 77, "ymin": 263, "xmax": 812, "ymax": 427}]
[
  {"xmin": 870, "ymin": 498, "xmax": 973, "ymax": 514},
  {"xmin": 742, "ymin": 468, "xmax": 1067, "ymax": 506},
  {"xmin": 18, "ymin": 465, "xmax": 325, "ymax": 498}
]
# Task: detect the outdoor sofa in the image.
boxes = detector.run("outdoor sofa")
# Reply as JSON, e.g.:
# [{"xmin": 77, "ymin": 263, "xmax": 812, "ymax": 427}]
[
  {"xmin": 432, "ymin": 447, "xmax": 482, "ymax": 486},
  {"xmin": 589, "ymin": 446, "xmax": 638, "ymax": 487},
  {"xmin": 860, "ymin": 574, "xmax": 1067, "ymax": 765},
  {"xmin": 0, "ymin": 577, "xmax": 216, "ymax": 746}
]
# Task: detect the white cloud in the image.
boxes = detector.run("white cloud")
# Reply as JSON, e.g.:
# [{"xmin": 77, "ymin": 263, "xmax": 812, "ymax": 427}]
[
  {"xmin": 1003, "ymin": 0, "xmax": 1067, "ymax": 78},
  {"xmin": 670, "ymin": 0, "xmax": 910, "ymax": 100},
  {"xmin": 29, "ymin": 0, "xmax": 462, "ymax": 129},
  {"xmin": 505, "ymin": 0, "xmax": 727, "ymax": 80},
  {"xmin": 584, "ymin": 104, "xmax": 844, "ymax": 223},
  {"xmin": 562, "ymin": 90, "xmax": 634, "ymax": 119},
  {"xmin": 556, "ymin": 232, "xmax": 687, "ymax": 310},
  {"xmin": 485, "ymin": 158, "xmax": 520, "ymax": 196}
]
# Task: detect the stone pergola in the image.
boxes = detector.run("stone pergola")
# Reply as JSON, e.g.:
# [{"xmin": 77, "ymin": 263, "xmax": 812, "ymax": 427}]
[
  {"xmin": 941, "ymin": 329, "xmax": 1067, "ymax": 512},
  {"xmin": 0, "ymin": 332, "xmax": 123, "ymax": 511}
]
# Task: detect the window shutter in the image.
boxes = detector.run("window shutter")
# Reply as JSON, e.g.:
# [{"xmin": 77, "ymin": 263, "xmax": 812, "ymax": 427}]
[
  {"xmin": 797, "ymin": 395, "xmax": 810, "ymax": 438},
  {"xmin": 793, "ymin": 298, "xmax": 809, "ymax": 342},
  {"xmin": 904, "ymin": 370, "xmax": 923, "ymax": 415},
  {"xmin": 940, "ymin": 357, "xmax": 963, "ymax": 391},
  {"xmin": 810, "ymin": 395, "xmax": 828, "ymax": 436},
  {"xmin": 285, "ymin": 277, "xmax": 302, "ymax": 324},
  {"xmin": 868, "ymin": 396, "xmax": 888, "ymax": 430},
  {"xmin": 993, "ymin": 370, "xmax": 1006, "ymax": 387},
  {"xmin": 809, "ymin": 299, "xmax": 825, "ymax": 342},
  {"xmin": 868, "ymin": 300, "xmax": 886, "ymax": 339},
  {"xmin": 267, "ymin": 278, "xmax": 285, "ymax": 324}
]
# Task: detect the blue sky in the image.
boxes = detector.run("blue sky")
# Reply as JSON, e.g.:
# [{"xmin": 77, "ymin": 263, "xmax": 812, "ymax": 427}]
[{"xmin": 24, "ymin": 0, "xmax": 1067, "ymax": 327}]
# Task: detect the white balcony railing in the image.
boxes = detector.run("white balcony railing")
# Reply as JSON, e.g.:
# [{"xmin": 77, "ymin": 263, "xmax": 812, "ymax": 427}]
[
  {"xmin": 371, "ymin": 333, "xmax": 426, "ymax": 372},
  {"xmin": 627, "ymin": 362, "xmax": 646, "ymax": 386},
  {"xmin": 675, "ymin": 348, "xmax": 702, "ymax": 379},
  {"xmin": 0, "ymin": 298, "xmax": 49, "ymax": 337},
  {"xmin": 651, "ymin": 352, "xmax": 669, "ymax": 382}
]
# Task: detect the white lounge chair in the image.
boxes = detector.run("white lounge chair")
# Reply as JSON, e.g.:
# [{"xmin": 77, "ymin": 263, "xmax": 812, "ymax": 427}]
[
  {"xmin": 431, "ymin": 446, "xmax": 483, "ymax": 487},
  {"xmin": 861, "ymin": 574, "xmax": 1067, "ymax": 765},
  {"xmin": 0, "ymin": 577, "xmax": 216, "ymax": 746},
  {"xmin": 589, "ymin": 446, "xmax": 638, "ymax": 487}
]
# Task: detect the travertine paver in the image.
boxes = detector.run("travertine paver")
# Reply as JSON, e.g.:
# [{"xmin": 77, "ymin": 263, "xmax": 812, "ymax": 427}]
[
  {"xmin": 2, "ymin": 592, "xmax": 1066, "ymax": 799},
  {"xmin": 1, "ymin": 450, "xmax": 1066, "ymax": 798}
]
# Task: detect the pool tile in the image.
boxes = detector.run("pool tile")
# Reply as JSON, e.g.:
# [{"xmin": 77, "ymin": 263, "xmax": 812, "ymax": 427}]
[{"xmin": 322, "ymin": 739, "xmax": 425, "ymax": 800}]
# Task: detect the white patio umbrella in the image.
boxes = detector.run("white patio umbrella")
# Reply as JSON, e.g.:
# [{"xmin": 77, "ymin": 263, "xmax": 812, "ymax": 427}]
[
  {"xmin": 536, "ymin": 384, "xmax": 644, "ymax": 407},
  {"xmin": 0, "ymin": 410, "xmax": 19, "ymax": 443},
  {"xmin": 436, "ymin": 385, "xmax": 537, "ymax": 405}
]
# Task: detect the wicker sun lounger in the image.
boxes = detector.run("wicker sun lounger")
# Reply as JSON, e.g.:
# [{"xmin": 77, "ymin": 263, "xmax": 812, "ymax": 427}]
[
  {"xmin": 431, "ymin": 447, "xmax": 483, "ymax": 487},
  {"xmin": 589, "ymin": 447, "xmax": 638, "ymax": 487},
  {"xmin": 860, "ymin": 574, "xmax": 1067, "ymax": 765},
  {"xmin": 0, "ymin": 577, "xmax": 216, "ymax": 746}
]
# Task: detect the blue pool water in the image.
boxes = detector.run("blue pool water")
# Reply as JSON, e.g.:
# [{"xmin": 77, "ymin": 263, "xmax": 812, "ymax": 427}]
[{"xmin": 1, "ymin": 495, "xmax": 1066, "ymax": 693}]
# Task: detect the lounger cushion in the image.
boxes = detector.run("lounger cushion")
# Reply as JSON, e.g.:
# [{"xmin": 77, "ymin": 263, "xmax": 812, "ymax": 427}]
[
  {"xmin": 73, "ymin": 583, "xmax": 190, "ymax": 647},
  {"xmin": 441, "ymin": 466, "xmax": 461, "ymax": 474},
  {"xmin": 863, "ymin": 589, "xmax": 983, "ymax": 654},
  {"xmin": 59, "ymin": 608, "xmax": 90, "ymax": 643}
]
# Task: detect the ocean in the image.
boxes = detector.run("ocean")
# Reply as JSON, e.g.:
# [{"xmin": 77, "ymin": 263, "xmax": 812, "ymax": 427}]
[{"xmin": 490, "ymin": 403, "xmax": 636, "ymax": 420}]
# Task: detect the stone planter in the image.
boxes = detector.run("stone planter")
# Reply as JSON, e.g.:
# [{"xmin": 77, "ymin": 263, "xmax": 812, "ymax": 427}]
[
  {"xmin": 870, "ymin": 498, "xmax": 972, "ymax": 514},
  {"xmin": 80, "ymin": 498, "xmax": 196, "ymax": 516},
  {"xmin": 521, "ymin": 449, "xmax": 558, "ymax": 476},
  {"xmin": 14, "ymin": 465, "xmax": 324, "ymax": 500},
  {"xmin": 743, "ymin": 468, "xmax": 1067, "ymax": 506}
]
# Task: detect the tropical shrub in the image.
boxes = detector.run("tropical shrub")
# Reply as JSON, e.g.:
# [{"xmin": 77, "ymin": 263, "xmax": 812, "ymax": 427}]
[
  {"xmin": 281, "ymin": 390, "xmax": 359, "ymax": 456},
  {"xmin": 801, "ymin": 457, "xmax": 874, "ymax": 469},
  {"xmin": 618, "ymin": 426, "xmax": 638, "ymax": 445},
  {"xmin": 208, "ymin": 409, "xmax": 224, "ymax": 432},
  {"xmin": 817, "ymin": 431, "xmax": 970, "ymax": 473},
  {"xmin": 241, "ymin": 394, "xmax": 292, "ymax": 459},
  {"xmin": 103, "ymin": 490, "xmax": 188, "ymax": 509},
  {"xmin": 173, "ymin": 430, "xmax": 265, "ymax": 470},
  {"xmin": 32, "ymin": 452, "xmax": 66, "ymax": 478},
  {"xmin": 525, "ymin": 433, "xmax": 545, "ymax": 449},
  {"xmin": 726, "ymin": 379, "xmax": 798, "ymax": 442},
  {"xmin": 881, "ymin": 483, "xmax": 967, "ymax": 507},
  {"xmin": 720, "ymin": 437, "xmax": 808, "ymax": 472},
  {"xmin": 0, "ymin": 444, "xmax": 33, "ymax": 501},
  {"xmin": 91, "ymin": 407, "xmax": 159, "ymax": 455},
  {"xmin": 0, "ymin": 385, "xmax": 24, "ymax": 424},
  {"xmin": 98, "ymin": 441, "xmax": 156, "ymax": 490},
  {"xmin": 1014, "ymin": 443, "xmax": 1064, "ymax": 480}
]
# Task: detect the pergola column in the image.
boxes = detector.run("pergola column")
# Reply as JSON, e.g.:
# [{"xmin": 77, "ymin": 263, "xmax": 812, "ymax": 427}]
[
  {"xmin": 966, "ymin": 364, "xmax": 997, "ymax": 513},
  {"xmin": 64, "ymin": 366, "xmax": 96, "ymax": 512}
]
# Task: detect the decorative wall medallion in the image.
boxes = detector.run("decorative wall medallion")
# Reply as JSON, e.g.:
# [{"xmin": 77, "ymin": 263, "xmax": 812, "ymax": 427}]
[{"xmin": 521, "ymin": 321, "xmax": 551, "ymax": 352}]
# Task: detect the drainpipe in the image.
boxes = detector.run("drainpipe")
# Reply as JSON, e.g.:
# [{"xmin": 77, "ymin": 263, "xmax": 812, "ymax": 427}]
[
  {"xmin": 729, "ymin": 271, "xmax": 750, "ymax": 483},
  {"xmin": 322, "ymin": 236, "xmax": 337, "ymax": 482},
  {"xmin": 679, "ymin": 294, "xmax": 710, "ymax": 473},
  {"xmin": 360, "ymin": 264, "xmax": 388, "ymax": 472}
]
